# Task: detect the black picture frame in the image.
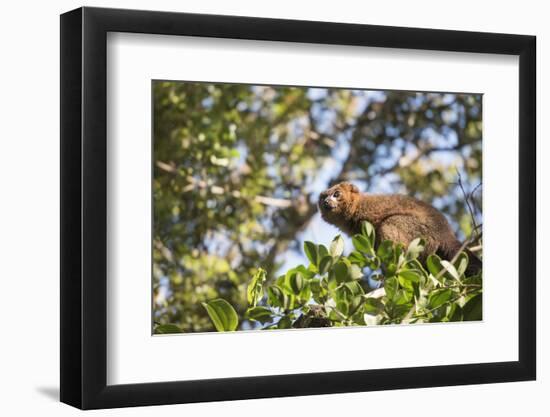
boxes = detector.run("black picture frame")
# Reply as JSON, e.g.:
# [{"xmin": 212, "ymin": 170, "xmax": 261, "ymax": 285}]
[{"xmin": 60, "ymin": 6, "xmax": 536, "ymax": 410}]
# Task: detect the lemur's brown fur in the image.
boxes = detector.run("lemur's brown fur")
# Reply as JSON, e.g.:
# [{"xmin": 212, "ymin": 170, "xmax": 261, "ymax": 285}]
[{"xmin": 318, "ymin": 182, "xmax": 481, "ymax": 275}]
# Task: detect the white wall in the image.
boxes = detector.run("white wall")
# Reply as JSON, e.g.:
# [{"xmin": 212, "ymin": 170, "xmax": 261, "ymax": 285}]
[{"xmin": 0, "ymin": 0, "xmax": 545, "ymax": 415}]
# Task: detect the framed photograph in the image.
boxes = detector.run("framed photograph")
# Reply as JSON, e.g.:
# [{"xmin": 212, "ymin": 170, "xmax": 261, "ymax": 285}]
[{"xmin": 60, "ymin": 6, "xmax": 536, "ymax": 409}]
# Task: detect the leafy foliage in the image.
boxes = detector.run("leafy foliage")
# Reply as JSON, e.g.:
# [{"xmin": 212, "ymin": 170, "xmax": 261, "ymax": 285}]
[{"xmin": 200, "ymin": 221, "xmax": 482, "ymax": 331}]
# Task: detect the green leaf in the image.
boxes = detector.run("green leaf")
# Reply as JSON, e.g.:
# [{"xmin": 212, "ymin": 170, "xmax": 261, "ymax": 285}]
[
  {"xmin": 349, "ymin": 250, "xmax": 367, "ymax": 266},
  {"xmin": 310, "ymin": 278, "xmax": 321, "ymax": 294},
  {"xmin": 334, "ymin": 284, "xmax": 352, "ymax": 304},
  {"xmin": 363, "ymin": 297, "xmax": 384, "ymax": 315},
  {"xmin": 406, "ymin": 238, "xmax": 425, "ymax": 260},
  {"xmin": 294, "ymin": 264, "xmax": 316, "ymax": 280},
  {"xmin": 385, "ymin": 263, "xmax": 397, "ymax": 277},
  {"xmin": 428, "ymin": 288, "xmax": 453, "ymax": 309},
  {"xmin": 386, "ymin": 301, "xmax": 412, "ymax": 319},
  {"xmin": 361, "ymin": 221, "xmax": 375, "ymax": 246},
  {"xmin": 405, "ymin": 259, "xmax": 428, "ymax": 279},
  {"xmin": 247, "ymin": 268, "xmax": 266, "ymax": 307},
  {"xmin": 202, "ymin": 299, "xmax": 239, "ymax": 332},
  {"xmin": 288, "ymin": 272, "xmax": 304, "ymax": 294},
  {"xmin": 462, "ymin": 293, "xmax": 482, "ymax": 321},
  {"xmin": 395, "ymin": 243, "xmax": 406, "ymax": 267},
  {"xmin": 426, "ymin": 254, "xmax": 443, "ymax": 277},
  {"xmin": 304, "ymin": 241, "xmax": 319, "ymax": 266},
  {"xmin": 267, "ymin": 285, "xmax": 294, "ymax": 310},
  {"xmin": 318, "ymin": 244, "xmax": 329, "ymax": 259},
  {"xmin": 367, "ymin": 256, "xmax": 381, "ymax": 270},
  {"xmin": 352, "ymin": 234, "xmax": 373, "ymax": 254},
  {"xmin": 427, "ymin": 254, "xmax": 461, "ymax": 282},
  {"xmin": 327, "ymin": 274, "xmax": 339, "ymax": 292},
  {"xmin": 332, "ymin": 261, "xmax": 350, "ymax": 283},
  {"xmin": 447, "ymin": 304, "xmax": 463, "ymax": 322},
  {"xmin": 398, "ymin": 269, "xmax": 421, "ymax": 295},
  {"xmin": 398, "ymin": 269, "xmax": 421, "ymax": 284},
  {"xmin": 384, "ymin": 277, "xmax": 398, "ymax": 300},
  {"xmin": 298, "ymin": 283, "xmax": 312, "ymax": 303},
  {"xmin": 349, "ymin": 264, "xmax": 363, "ymax": 280},
  {"xmin": 267, "ymin": 285, "xmax": 285, "ymax": 308},
  {"xmin": 333, "ymin": 286, "xmax": 352, "ymax": 317},
  {"xmin": 277, "ymin": 315, "xmax": 292, "ymax": 329},
  {"xmin": 246, "ymin": 306, "xmax": 274, "ymax": 324},
  {"xmin": 349, "ymin": 296, "xmax": 365, "ymax": 316},
  {"xmin": 441, "ymin": 260, "xmax": 460, "ymax": 281},
  {"xmin": 453, "ymin": 251, "xmax": 469, "ymax": 277},
  {"xmin": 398, "ymin": 275, "xmax": 414, "ymax": 293},
  {"xmin": 344, "ymin": 280, "xmax": 364, "ymax": 296},
  {"xmin": 318, "ymin": 255, "xmax": 333, "ymax": 275},
  {"xmin": 155, "ymin": 323, "xmax": 182, "ymax": 334},
  {"xmin": 336, "ymin": 300, "xmax": 350, "ymax": 317},
  {"xmin": 330, "ymin": 235, "xmax": 345, "ymax": 257},
  {"xmin": 328, "ymin": 308, "xmax": 344, "ymax": 322},
  {"xmin": 394, "ymin": 289, "xmax": 412, "ymax": 305},
  {"xmin": 284, "ymin": 295, "xmax": 295, "ymax": 311},
  {"xmin": 377, "ymin": 240, "xmax": 394, "ymax": 264}
]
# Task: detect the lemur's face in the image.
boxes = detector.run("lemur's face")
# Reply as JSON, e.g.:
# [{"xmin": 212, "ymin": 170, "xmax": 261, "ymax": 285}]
[{"xmin": 318, "ymin": 182, "xmax": 359, "ymax": 221}]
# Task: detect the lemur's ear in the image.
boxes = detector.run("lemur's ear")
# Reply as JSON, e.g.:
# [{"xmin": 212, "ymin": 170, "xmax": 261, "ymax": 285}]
[{"xmin": 342, "ymin": 182, "xmax": 359, "ymax": 193}]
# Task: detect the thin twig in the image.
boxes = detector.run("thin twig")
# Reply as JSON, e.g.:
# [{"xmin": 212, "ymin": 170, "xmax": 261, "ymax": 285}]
[{"xmin": 455, "ymin": 169, "xmax": 482, "ymax": 240}]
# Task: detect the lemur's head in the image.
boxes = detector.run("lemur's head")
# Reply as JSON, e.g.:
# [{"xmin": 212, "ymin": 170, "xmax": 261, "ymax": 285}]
[{"xmin": 318, "ymin": 182, "xmax": 359, "ymax": 223}]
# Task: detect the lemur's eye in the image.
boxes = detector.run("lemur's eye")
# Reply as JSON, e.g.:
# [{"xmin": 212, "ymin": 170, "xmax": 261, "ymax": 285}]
[{"xmin": 333, "ymin": 191, "xmax": 340, "ymax": 198}]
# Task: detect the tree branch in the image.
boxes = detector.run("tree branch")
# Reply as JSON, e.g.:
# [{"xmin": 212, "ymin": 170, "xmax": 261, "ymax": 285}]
[{"xmin": 455, "ymin": 169, "xmax": 482, "ymax": 240}]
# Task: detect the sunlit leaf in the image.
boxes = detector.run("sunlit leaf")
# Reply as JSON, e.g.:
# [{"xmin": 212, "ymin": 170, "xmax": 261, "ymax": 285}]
[
  {"xmin": 352, "ymin": 234, "xmax": 373, "ymax": 254},
  {"xmin": 267, "ymin": 286, "xmax": 285, "ymax": 308},
  {"xmin": 348, "ymin": 250, "xmax": 367, "ymax": 266},
  {"xmin": 304, "ymin": 241, "xmax": 319, "ymax": 266},
  {"xmin": 361, "ymin": 221, "xmax": 376, "ymax": 246},
  {"xmin": 202, "ymin": 299, "xmax": 239, "ymax": 331},
  {"xmin": 453, "ymin": 251, "xmax": 469, "ymax": 277},
  {"xmin": 319, "ymin": 255, "xmax": 333, "ymax": 275},
  {"xmin": 277, "ymin": 315, "xmax": 292, "ymax": 329},
  {"xmin": 155, "ymin": 324, "xmax": 182, "ymax": 334},
  {"xmin": 406, "ymin": 238, "xmax": 425, "ymax": 260},
  {"xmin": 247, "ymin": 268, "xmax": 266, "ymax": 307},
  {"xmin": 318, "ymin": 244, "xmax": 329, "ymax": 259},
  {"xmin": 428, "ymin": 288, "xmax": 453, "ymax": 309},
  {"xmin": 246, "ymin": 306, "xmax": 274, "ymax": 324},
  {"xmin": 332, "ymin": 261, "xmax": 350, "ymax": 283},
  {"xmin": 377, "ymin": 240, "xmax": 394, "ymax": 264},
  {"xmin": 427, "ymin": 254, "xmax": 443, "ymax": 276},
  {"xmin": 330, "ymin": 235, "xmax": 345, "ymax": 257},
  {"xmin": 363, "ymin": 297, "xmax": 384, "ymax": 315},
  {"xmin": 441, "ymin": 260, "xmax": 460, "ymax": 281},
  {"xmin": 344, "ymin": 280, "xmax": 364, "ymax": 296},
  {"xmin": 349, "ymin": 264, "xmax": 363, "ymax": 280},
  {"xmin": 384, "ymin": 277, "xmax": 399, "ymax": 300},
  {"xmin": 288, "ymin": 272, "xmax": 304, "ymax": 294}
]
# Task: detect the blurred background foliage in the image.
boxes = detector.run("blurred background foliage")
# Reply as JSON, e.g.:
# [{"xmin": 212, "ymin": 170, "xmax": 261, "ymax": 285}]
[{"xmin": 153, "ymin": 81, "xmax": 482, "ymax": 333}]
